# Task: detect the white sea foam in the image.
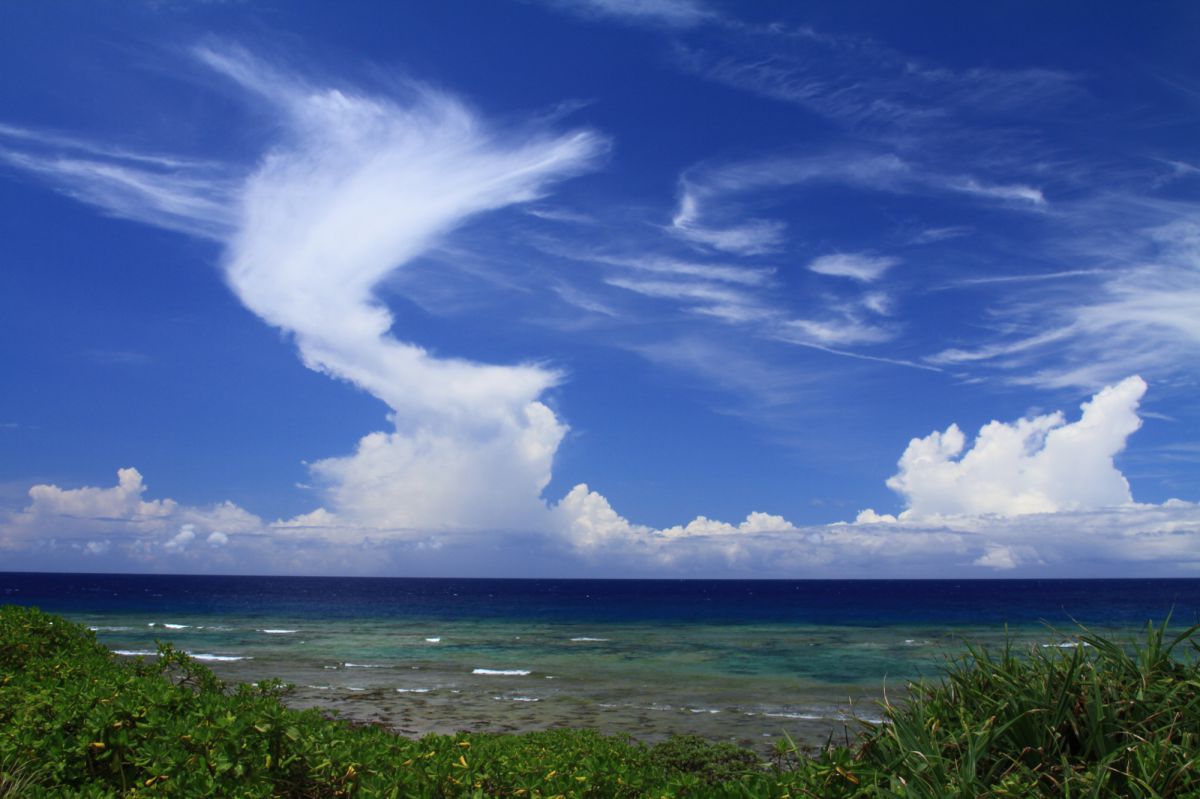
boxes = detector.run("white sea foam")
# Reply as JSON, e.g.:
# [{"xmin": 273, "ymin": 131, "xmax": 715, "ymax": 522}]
[
  {"xmin": 1042, "ymin": 641, "xmax": 1092, "ymax": 649},
  {"xmin": 113, "ymin": 649, "xmax": 157, "ymax": 657},
  {"xmin": 425, "ymin": 637, "xmax": 441, "ymax": 643},
  {"xmin": 569, "ymin": 637, "xmax": 609, "ymax": 642},
  {"xmin": 89, "ymin": 625, "xmax": 133, "ymax": 632},
  {"xmin": 259, "ymin": 629, "xmax": 298, "ymax": 635},
  {"xmin": 472, "ymin": 668, "xmax": 531, "ymax": 676},
  {"xmin": 345, "ymin": 662, "xmax": 387, "ymax": 669},
  {"xmin": 511, "ymin": 696, "xmax": 539, "ymax": 702},
  {"xmin": 689, "ymin": 708, "xmax": 721, "ymax": 714},
  {"xmin": 188, "ymin": 653, "xmax": 251, "ymax": 662},
  {"xmin": 761, "ymin": 711, "xmax": 823, "ymax": 720},
  {"xmin": 162, "ymin": 623, "xmax": 189, "ymax": 630},
  {"xmin": 346, "ymin": 687, "xmax": 366, "ymax": 692},
  {"xmin": 396, "ymin": 688, "xmax": 431, "ymax": 694}
]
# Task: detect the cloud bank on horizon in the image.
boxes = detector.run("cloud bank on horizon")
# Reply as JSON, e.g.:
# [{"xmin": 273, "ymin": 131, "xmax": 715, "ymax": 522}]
[
  {"xmin": 4, "ymin": 370, "xmax": 1197, "ymax": 577},
  {"xmin": 1, "ymin": 2, "xmax": 1198, "ymax": 577}
]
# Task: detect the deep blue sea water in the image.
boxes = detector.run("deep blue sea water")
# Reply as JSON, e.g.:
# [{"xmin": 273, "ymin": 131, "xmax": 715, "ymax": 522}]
[{"xmin": 5, "ymin": 573, "xmax": 1199, "ymax": 748}]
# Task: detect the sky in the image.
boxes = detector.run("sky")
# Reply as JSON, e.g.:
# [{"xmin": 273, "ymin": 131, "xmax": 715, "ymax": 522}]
[{"xmin": 0, "ymin": 0, "xmax": 1198, "ymax": 578}]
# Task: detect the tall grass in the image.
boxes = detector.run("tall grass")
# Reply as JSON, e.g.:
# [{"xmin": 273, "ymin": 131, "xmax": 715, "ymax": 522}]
[{"xmin": 797, "ymin": 618, "xmax": 1200, "ymax": 797}]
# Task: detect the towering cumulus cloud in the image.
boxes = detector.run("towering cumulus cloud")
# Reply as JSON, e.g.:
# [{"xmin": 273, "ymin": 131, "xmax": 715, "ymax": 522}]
[
  {"xmin": 0, "ymin": 46, "xmax": 606, "ymax": 537},
  {"xmin": 886, "ymin": 376, "xmax": 1147, "ymax": 518},
  {"xmin": 191, "ymin": 49, "xmax": 606, "ymax": 534}
]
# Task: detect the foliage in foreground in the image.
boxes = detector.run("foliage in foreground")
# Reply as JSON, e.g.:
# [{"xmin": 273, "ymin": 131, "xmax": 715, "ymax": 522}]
[{"xmin": 3, "ymin": 605, "xmax": 1200, "ymax": 797}]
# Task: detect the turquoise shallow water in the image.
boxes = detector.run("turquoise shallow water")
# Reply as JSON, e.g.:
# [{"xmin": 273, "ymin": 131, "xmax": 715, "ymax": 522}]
[
  {"xmin": 7, "ymin": 574, "xmax": 1200, "ymax": 749},
  {"xmin": 43, "ymin": 611, "xmax": 1151, "ymax": 749}
]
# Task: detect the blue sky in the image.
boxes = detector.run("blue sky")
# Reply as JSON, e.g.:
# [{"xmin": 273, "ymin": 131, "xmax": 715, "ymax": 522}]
[{"xmin": 1, "ymin": 0, "xmax": 1198, "ymax": 577}]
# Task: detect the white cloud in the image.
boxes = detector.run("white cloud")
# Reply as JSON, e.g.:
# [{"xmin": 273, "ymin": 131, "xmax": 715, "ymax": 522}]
[
  {"xmin": 202, "ymin": 47, "xmax": 606, "ymax": 535},
  {"xmin": 84, "ymin": 540, "xmax": 111, "ymax": 556},
  {"xmin": 885, "ymin": 376, "xmax": 1146, "ymax": 518},
  {"xmin": 660, "ymin": 511, "xmax": 795, "ymax": 538},
  {"xmin": 854, "ymin": 508, "xmax": 897, "ymax": 524},
  {"xmin": 543, "ymin": 0, "xmax": 715, "ymax": 28},
  {"xmin": 944, "ymin": 177, "xmax": 1045, "ymax": 206},
  {"xmin": 910, "ymin": 226, "xmax": 973, "ymax": 245},
  {"xmin": 525, "ymin": 206, "xmax": 595, "ymax": 224},
  {"xmin": 605, "ymin": 277, "xmax": 746, "ymax": 304},
  {"xmin": 668, "ymin": 153, "xmax": 1044, "ymax": 258},
  {"xmin": 974, "ymin": 545, "xmax": 1020, "ymax": 570},
  {"xmin": 674, "ymin": 23, "xmax": 1080, "ymax": 138},
  {"xmin": 0, "ymin": 468, "xmax": 263, "ymax": 567},
  {"xmin": 163, "ymin": 525, "xmax": 196, "ymax": 553},
  {"xmin": 937, "ymin": 270, "xmax": 1104, "ymax": 289},
  {"xmin": 670, "ymin": 214, "xmax": 788, "ymax": 256},
  {"xmin": 925, "ymin": 216, "xmax": 1200, "ymax": 391},
  {"xmin": 553, "ymin": 484, "xmax": 650, "ymax": 549},
  {"xmin": 21, "ymin": 467, "xmax": 176, "ymax": 527},
  {"xmin": 306, "ymin": 402, "xmax": 567, "ymax": 533},
  {"xmin": 0, "ymin": 126, "xmax": 235, "ymax": 240},
  {"xmin": 2, "ymin": 460, "xmax": 1199, "ymax": 577},
  {"xmin": 809, "ymin": 253, "xmax": 899, "ymax": 283},
  {"xmin": 1, "ymin": 46, "xmax": 607, "ymax": 540},
  {"xmin": 862, "ymin": 292, "xmax": 892, "ymax": 315},
  {"xmin": 581, "ymin": 252, "xmax": 774, "ymax": 286},
  {"xmin": 780, "ymin": 317, "xmax": 894, "ymax": 347}
]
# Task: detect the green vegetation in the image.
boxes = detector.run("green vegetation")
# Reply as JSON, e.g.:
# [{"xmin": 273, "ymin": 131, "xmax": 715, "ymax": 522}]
[{"xmin": 3, "ymin": 605, "xmax": 1200, "ymax": 797}]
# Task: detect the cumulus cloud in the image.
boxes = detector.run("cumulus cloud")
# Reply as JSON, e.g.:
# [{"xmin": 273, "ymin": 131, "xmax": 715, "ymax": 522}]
[
  {"xmin": 660, "ymin": 511, "xmax": 795, "ymax": 537},
  {"xmin": 11, "ymin": 467, "xmax": 175, "ymax": 535},
  {"xmin": 306, "ymin": 403, "xmax": 567, "ymax": 533},
  {"xmin": 553, "ymin": 484, "xmax": 650, "ymax": 549},
  {"xmin": 885, "ymin": 376, "xmax": 1146, "ymax": 518},
  {"xmin": 0, "ymin": 468, "xmax": 263, "ymax": 570},
  {"xmin": 2, "ymin": 458, "xmax": 1199, "ymax": 577},
  {"xmin": 163, "ymin": 525, "xmax": 196, "ymax": 553},
  {"xmin": 84, "ymin": 540, "xmax": 112, "ymax": 556},
  {"xmin": 974, "ymin": 545, "xmax": 1021, "ymax": 570}
]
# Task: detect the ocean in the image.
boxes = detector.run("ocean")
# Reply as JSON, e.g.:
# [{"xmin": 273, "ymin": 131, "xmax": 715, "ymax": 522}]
[{"xmin": 4, "ymin": 573, "xmax": 1199, "ymax": 750}]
